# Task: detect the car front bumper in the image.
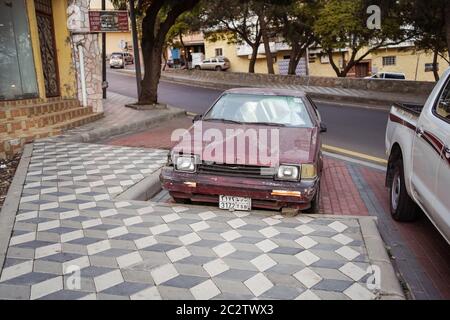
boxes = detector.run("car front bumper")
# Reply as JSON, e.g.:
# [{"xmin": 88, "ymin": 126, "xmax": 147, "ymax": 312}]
[{"xmin": 160, "ymin": 167, "xmax": 319, "ymax": 210}]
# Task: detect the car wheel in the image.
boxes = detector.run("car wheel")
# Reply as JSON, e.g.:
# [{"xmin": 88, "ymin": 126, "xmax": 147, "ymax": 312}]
[
  {"xmin": 389, "ymin": 159, "xmax": 420, "ymax": 221},
  {"xmin": 194, "ymin": 66, "xmax": 201, "ymax": 70},
  {"xmin": 304, "ymin": 181, "xmax": 320, "ymax": 214},
  {"xmin": 172, "ymin": 198, "xmax": 189, "ymax": 204},
  {"xmin": 215, "ymin": 66, "xmax": 222, "ymax": 71}
]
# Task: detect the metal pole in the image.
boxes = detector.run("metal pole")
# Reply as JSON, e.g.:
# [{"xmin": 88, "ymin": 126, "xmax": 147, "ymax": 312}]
[
  {"xmin": 78, "ymin": 44, "xmax": 88, "ymax": 107},
  {"xmin": 102, "ymin": 0, "xmax": 107, "ymax": 99},
  {"xmin": 129, "ymin": 0, "xmax": 142, "ymax": 98}
]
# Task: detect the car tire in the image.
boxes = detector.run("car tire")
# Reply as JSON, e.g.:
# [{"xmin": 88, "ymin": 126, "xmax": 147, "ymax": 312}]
[
  {"xmin": 194, "ymin": 66, "xmax": 201, "ymax": 70},
  {"xmin": 170, "ymin": 194, "xmax": 190, "ymax": 204},
  {"xmin": 215, "ymin": 66, "xmax": 222, "ymax": 71},
  {"xmin": 304, "ymin": 181, "xmax": 320, "ymax": 214},
  {"xmin": 389, "ymin": 159, "xmax": 420, "ymax": 222}
]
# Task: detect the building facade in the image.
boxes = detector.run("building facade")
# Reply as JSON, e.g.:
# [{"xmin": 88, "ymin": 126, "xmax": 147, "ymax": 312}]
[
  {"xmin": 1, "ymin": 0, "xmax": 77, "ymax": 102},
  {"xmin": 0, "ymin": 0, "xmax": 103, "ymax": 158},
  {"xmin": 203, "ymin": 35, "xmax": 449, "ymax": 81}
]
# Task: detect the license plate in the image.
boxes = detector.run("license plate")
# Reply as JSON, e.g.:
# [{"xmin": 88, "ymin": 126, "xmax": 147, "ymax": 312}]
[{"xmin": 219, "ymin": 195, "xmax": 251, "ymax": 211}]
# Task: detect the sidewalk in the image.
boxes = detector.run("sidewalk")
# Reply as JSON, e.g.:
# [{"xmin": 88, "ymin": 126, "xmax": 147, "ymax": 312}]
[
  {"xmin": 48, "ymin": 92, "xmax": 185, "ymax": 144},
  {"xmin": 0, "ymin": 141, "xmax": 403, "ymax": 300}
]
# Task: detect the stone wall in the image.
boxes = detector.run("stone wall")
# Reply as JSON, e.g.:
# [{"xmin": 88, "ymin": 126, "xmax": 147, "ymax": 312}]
[
  {"xmin": 164, "ymin": 69, "xmax": 436, "ymax": 96},
  {"xmin": 67, "ymin": 0, "xmax": 103, "ymax": 112}
]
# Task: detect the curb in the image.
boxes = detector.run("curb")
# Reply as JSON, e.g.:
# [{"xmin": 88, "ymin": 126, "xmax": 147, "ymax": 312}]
[
  {"xmin": 58, "ymin": 107, "xmax": 186, "ymax": 144},
  {"xmin": 0, "ymin": 143, "xmax": 33, "ymax": 274},
  {"xmin": 115, "ymin": 169, "xmax": 162, "ymax": 201},
  {"xmin": 359, "ymin": 217, "xmax": 406, "ymax": 300}
]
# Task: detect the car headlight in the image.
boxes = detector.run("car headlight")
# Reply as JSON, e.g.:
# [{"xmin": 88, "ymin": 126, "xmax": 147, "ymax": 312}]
[
  {"xmin": 276, "ymin": 165, "xmax": 300, "ymax": 181},
  {"xmin": 301, "ymin": 164, "xmax": 317, "ymax": 180},
  {"xmin": 174, "ymin": 155, "xmax": 197, "ymax": 172}
]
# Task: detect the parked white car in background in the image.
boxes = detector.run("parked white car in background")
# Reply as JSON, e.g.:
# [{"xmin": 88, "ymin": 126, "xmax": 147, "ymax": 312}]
[
  {"xmin": 367, "ymin": 72, "xmax": 406, "ymax": 80},
  {"xmin": 194, "ymin": 57, "xmax": 230, "ymax": 71},
  {"xmin": 385, "ymin": 67, "xmax": 450, "ymax": 243}
]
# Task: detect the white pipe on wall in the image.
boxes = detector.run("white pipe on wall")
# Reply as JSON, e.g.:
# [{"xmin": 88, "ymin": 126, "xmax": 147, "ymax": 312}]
[{"xmin": 78, "ymin": 44, "xmax": 88, "ymax": 107}]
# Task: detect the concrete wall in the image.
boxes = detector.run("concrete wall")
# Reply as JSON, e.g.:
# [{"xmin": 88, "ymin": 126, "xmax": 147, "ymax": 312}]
[{"xmin": 165, "ymin": 69, "xmax": 436, "ymax": 96}]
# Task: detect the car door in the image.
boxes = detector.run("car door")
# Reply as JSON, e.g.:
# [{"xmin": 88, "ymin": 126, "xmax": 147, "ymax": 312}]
[
  {"xmin": 433, "ymin": 76, "xmax": 450, "ymax": 241},
  {"xmin": 411, "ymin": 73, "xmax": 450, "ymax": 225},
  {"xmin": 202, "ymin": 59, "xmax": 211, "ymax": 70}
]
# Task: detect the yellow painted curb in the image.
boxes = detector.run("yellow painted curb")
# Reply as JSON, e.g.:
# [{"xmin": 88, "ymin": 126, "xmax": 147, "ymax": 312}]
[{"xmin": 323, "ymin": 144, "xmax": 388, "ymax": 165}]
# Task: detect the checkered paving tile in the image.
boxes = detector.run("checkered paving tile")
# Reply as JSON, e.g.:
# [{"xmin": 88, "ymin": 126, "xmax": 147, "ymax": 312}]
[{"xmin": 0, "ymin": 142, "xmax": 379, "ymax": 300}]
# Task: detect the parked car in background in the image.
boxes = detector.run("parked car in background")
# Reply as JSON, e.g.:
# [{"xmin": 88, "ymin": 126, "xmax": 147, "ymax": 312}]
[
  {"xmin": 160, "ymin": 88, "xmax": 327, "ymax": 213},
  {"xmin": 366, "ymin": 72, "xmax": 406, "ymax": 80},
  {"xmin": 109, "ymin": 52, "xmax": 134, "ymax": 69},
  {"xmin": 194, "ymin": 57, "xmax": 230, "ymax": 71},
  {"xmin": 385, "ymin": 67, "xmax": 450, "ymax": 243}
]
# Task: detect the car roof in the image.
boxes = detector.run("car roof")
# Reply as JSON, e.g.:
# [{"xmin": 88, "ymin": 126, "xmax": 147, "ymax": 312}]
[
  {"xmin": 224, "ymin": 87, "xmax": 307, "ymax": 97},
  {"xmin": 380, "ymin": 72, "xmax": 405, "ymax": 75}
]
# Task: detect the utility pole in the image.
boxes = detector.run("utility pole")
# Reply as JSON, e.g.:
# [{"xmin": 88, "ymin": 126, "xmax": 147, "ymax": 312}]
[
  {"xmin": 129, "ymin": 0, "xmax": 142, "ymax": 98},
  {"xmin": 102, "ymin": 0, "xmax": 107, "ymax": 99}
]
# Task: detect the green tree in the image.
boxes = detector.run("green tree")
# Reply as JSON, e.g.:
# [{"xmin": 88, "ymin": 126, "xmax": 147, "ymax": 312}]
[
  {"xmin": 273, "ymin": 0, "xmax": 319, "ymax": 75},
  {"xmin": 200, "ymin": 0, "xmax": 263, "ymax": 73},
  {"xmin": 314, "ymin": 0, "xmax": 407, "ymax": 77},
  {"xmin": 403, "ymin": 0, "xmax": 449, "ymax": 81},
  {"xmin": 112, "ymin": 0, "xmax": 201, "ymax": 104}
]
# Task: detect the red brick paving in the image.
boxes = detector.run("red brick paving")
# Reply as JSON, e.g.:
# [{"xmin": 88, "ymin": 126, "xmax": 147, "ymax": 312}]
[
  {"xmin": 320, "ymin": 158, "xmax": 368, "ymax": 216},
  {"xmin": 360, "ymin": 167, "xmax": 450, "ymax": 299},
  {"xmin": 105, "ymin": 117, "xmax": 192, "ymax": 150},
  {"xmin": 105, "ymin": 116, "xmax": 449, "ymax": 299}
]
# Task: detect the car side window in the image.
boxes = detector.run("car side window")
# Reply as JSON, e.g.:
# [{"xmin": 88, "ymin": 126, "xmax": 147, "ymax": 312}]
[
  {"xmin": 434, "ymin": 77, "xmax": 450, "ymax": 123},
  {"xmin": 203, "ymin": 60, "xmax": 210, "ymax": 63}
]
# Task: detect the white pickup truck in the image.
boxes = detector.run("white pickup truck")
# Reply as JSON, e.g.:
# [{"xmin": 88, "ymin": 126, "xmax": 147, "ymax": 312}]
[{"xmin": 386, "ymin": 67, "xmax": 450, "ymax": 244}]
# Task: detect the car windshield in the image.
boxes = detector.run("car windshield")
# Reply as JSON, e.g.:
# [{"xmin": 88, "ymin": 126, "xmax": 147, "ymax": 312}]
[
  {"xmin": 111, "ymin": 54, "xmax": 123, "ymax": 59},
  {"xmin": 204, "ymin": 93, "xmax": 313, "ymax": 127}
]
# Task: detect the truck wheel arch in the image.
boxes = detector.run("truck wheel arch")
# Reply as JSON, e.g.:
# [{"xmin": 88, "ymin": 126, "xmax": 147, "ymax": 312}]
[{"xmin": 386, "ymin": 143, "xmax": 403, "ymax": 187}]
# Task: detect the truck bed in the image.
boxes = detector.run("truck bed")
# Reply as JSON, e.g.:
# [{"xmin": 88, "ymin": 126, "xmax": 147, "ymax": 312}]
[{"xmin": 393, "ymin": 102, "xmax": 424, "ymax": 116}]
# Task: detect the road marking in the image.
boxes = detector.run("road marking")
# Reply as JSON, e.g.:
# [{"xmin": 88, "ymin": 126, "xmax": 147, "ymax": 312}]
[
  {"xmin": 323, "ymin": 144, "xmax": 387, "ymax": 165},
  {"xmin": 323, "ymin": 151, "xmax": 386, "ymax": 171}
]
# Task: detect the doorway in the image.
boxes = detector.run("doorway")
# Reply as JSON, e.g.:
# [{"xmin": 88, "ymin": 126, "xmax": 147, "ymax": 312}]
[{"xmin": 35, "ymin": 0, "xmax": 60, "ymax": 97}]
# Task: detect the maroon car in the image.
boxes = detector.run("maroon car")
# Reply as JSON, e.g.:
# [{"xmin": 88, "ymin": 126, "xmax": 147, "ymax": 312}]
[{"xmin": 160, "ymin": 88, "xmax": 326, "ymax": 213}]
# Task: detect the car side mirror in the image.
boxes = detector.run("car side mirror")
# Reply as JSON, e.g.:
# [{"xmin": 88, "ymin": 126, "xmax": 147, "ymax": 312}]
[
  {"xmin": 320, "ymin": 122, "xmax": 327, "ymax": 133},
  {"xmin": 192, "ymin": 114, "xmax": 202, "ymax": 123}
]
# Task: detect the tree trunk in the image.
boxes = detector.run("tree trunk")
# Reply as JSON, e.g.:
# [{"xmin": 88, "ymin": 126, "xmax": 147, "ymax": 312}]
[
  {"xmin": 446, "ymin": 3, "xmax": 450, "ymax": 60},
  {"xmin": 260, "ymin": 15, "xmax": 274, "ymax": 74},
  {"xmin": 139, "ymin": 43, "xmax": 163, "ymax": 105},
  {"xmin": 432, "ymin": 49, "xmax": 440, "ymax": 81},
  {"xmin": 249, "ymin": 45, "xmax": 258, "ymax": 73},
  {"xmin": 162, "ymin": 45, "xmax": 168, "ymax": 71},
  {"xmin": 288, "ymin": 43, "xmax": 305, "ymax": 75},
  {"xmin": 328, "ymin": 51, "xmax": 344, "ymax": 77}
]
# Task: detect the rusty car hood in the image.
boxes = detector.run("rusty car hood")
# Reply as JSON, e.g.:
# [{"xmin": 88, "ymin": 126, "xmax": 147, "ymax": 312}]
[{"xmin": 171, "ymin": 121, "xmax": 318, "ymax": 166}]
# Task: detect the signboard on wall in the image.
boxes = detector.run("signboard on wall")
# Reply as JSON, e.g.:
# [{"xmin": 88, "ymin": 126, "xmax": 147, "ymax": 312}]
[{"xmin": 89, "ymin": 10, "xmax": 129, "ymax": 32}]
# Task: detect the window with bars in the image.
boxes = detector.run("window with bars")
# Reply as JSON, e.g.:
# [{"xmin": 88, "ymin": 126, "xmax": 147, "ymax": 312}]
[
  {"xmin": 382, "ymin": 56, "xmax": 396, "ymax": 66},
  {"xmin": 215, "ymin": 48, "xmax": 223, "ymax": 57},
  {"xmin": 34, "ymin": 0, "xmax": 52, "ymax": 15}
]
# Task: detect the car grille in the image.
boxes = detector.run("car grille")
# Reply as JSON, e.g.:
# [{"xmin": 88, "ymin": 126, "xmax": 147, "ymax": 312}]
[{"xmin": 197, "ymin": 163, "xmax": 275, "ymax": 179}]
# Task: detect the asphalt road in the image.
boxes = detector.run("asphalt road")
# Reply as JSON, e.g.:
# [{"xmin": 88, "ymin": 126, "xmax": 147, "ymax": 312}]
[{"xmin": 106, "ymin": 69, "xmax": 389, "ymax": 159}]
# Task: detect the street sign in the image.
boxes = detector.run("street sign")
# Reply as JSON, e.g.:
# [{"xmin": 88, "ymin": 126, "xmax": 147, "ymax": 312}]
[{"xmin": 89, "ymin": 10, "xmax": 129, "ymax": 32}]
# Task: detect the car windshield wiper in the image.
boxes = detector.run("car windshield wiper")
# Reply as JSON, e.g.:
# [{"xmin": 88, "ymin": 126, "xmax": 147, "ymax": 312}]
[
  {"xmin": 247, "ymin": 122, "xmax": 288, "ymax": 127},
  {"xmin": 204, "ymin": 118, "xmax": 243, "ymax": 124}
]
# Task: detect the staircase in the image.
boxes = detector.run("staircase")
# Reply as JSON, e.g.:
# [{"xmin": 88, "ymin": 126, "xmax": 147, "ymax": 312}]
[{"xmin": 0, "ymin": 98, "xmax": 103, "ymax": 158}]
